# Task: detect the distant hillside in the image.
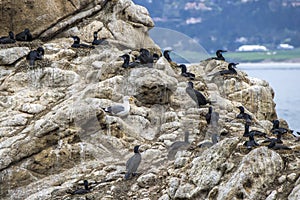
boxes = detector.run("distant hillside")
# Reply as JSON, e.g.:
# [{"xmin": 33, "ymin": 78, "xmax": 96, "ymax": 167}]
[{"xmin": 133, "ymin": 0, "xmax": 300, "ymax": 52}]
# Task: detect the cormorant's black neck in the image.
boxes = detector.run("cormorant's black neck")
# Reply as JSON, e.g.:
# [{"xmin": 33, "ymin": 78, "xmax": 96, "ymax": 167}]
[
  {"xmin": 216, "ymin": 51, "xmax": 223, "ymax": 58},
  {"xmin": 272, "ymin": 120, "xmax": 280, "ymax": 129},
  {"xmin": 268, "ymin": 141, "xmax": 276, "ymax": 148},
  {"xmin": 163, "ymin": 51, "xmax": 171, "ymax": 62},
  {"xmin": 181, "ymin": 65, "xmax": 187, "ymax": 73},
  {"xmin": 208, "ymin": 107, "xmax": 212, "ymax": 114},
  {"xmin": 9, "ymin": 32, "xmax": 14, "ymax": 39},
  {"xmin": 245, "ymin": 124, "xmax": 249, "ymax": 135},
  {"xmin": 184, "ymin": 131, "xmax": 189, "ymax": 143},
  {"xmin": 133, "ymin": 145, "xmax": 140, "ymax": 153},
  {"xmin": 188, "ymin": 81, "xmax": 194, "ymax": 88},
  {"xmin": 83, "ymin": 180, "xmax": 89, "ymax": 190}
]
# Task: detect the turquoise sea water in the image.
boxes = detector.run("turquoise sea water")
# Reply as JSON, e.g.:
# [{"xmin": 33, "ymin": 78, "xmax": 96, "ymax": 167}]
[{"xmin": 240, "ymin": 63, "xmax": 300, "ymax": 131}]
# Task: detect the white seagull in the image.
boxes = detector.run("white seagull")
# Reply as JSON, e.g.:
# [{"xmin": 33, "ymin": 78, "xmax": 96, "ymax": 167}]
[{"xmin": 104, "ymin": 96, "xmax": 134, "ymax": 117}]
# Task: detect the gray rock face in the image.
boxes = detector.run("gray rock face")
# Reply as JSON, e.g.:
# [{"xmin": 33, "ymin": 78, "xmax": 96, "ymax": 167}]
[
  {"xmin": 189, "ymin": 138, "xmax": 240, "ymax": 193},
  {"xmin": 137, "ymin": 173, "xmax": 157, "ymax": 187},
  {"xmin": 215, "ymin": 147, "xmax": 283, "ymax": 200},
  {"xmin": 0, "ymin": 1, "xmax": 299, "ymax": 200},
  {"xmin": 1, "ymin": 0, "xmax": 107, "ymax": 39},
  {"xmin": 127, "ymin": 68, "xmax": 178, "ymax": 104},
  {"xmin": 0, "ymin": 47, "xmax": 30, "ymax": 65}
]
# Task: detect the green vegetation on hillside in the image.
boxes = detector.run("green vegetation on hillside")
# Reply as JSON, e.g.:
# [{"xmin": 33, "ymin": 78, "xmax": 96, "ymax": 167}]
[
  {"xmin": 225, "ymin": 48, "xmax": 300, "ymax": 63},
  {"xmin": 170, "ymin": 48, "xmax": 300, "ymax": 63}
]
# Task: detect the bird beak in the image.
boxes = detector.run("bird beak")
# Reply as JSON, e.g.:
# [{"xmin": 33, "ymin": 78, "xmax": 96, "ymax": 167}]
[
  {"xmin": 232, "ymin": 63, "xmax": 239, "ymax": 68},
  {"xmin": 129, "ymin": 96, "xmax": 135, "ymax": 102}
]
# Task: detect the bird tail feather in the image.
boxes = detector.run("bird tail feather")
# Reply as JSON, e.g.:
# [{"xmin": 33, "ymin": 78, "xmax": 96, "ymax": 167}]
[{"xmin": 124, "ymin": 173, "xmax": 130, "ymax": 180}]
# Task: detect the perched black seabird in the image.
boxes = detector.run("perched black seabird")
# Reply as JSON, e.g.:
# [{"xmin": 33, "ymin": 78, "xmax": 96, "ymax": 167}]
[
  {"xmin": 0, "ymin": 31, "xmax": 16, "ymax": 44},
  {"xmin": 71, "ymin": 180, "xmax": 90, "ymax": 195},
  {"xmin": 208, "ymin": 63, "xmax": 238, "ymax": 77},
  {"xmin": 271, "ymin": 119, "xmax": 290, "ymax": 135},
  {"xmin": 26, "ymin": 47, "xmax": 45, "ymax": 66},
  {"xmin": 243, "ymin": 132, "xmax": 259, "ymax": 150},
  {"xmin": 205, "ymin": 107, "xmax": 219, "ymax": 125},
  {"xmin": 220, "ymin": 63, "xmax": 238, "ymax": 75},
  {"xmin": 262, "ymin": 133, "xmax": 283, "ymax": 144},
  {"xmin": 236, "ymin": 106, "xmax": 252, "ymax": 123},
  {"xmin": 214, "ymin": 50, "xmax": 227, "ymax": 61},
  {"xmin": 92, "ymin": 31, "xmax": 106, "ymax": 45},
  {"xmin": 137, "ymin": 48, "xmax": 153, "ymax": 64},
  {"xmin": 163, "ymin": 50, "xmax": 172, "ymax": 62},
  {"xmin": 168, "ymin": 131, "xmax": 190, "ymax": 160},
  {"xmin": 243, "ymin": 124, "xmax": 266, "ymax": 137},
  {"xmin": 152, "ymin": 53, "xmax": 160, "ymax": 62},
  {"xmin": 120, "ymin": 54, "xmax": 139, "ymax": 68},
  {"xmin": 198, "ymin": 133, "xmax": 219, "ymax": 148},
  {"xmin": 179, "ymin": 64, "xmax": 195, "ymax": 79},
  {"xmin": 15, "ymin": 28, "xmax": 33, "ymax": 41},
  {"xmin": 268, "ymin": 140, "xmax": 291, "ymax": 150},
  {"xmin": 186, "ymin": 81, "xmax": 208, "ymax": 107},
  {"xmin": 125, "ymin": 145, "xmax": 142, "ymax": 180},
  {"xmin": 71, "ymin": 36, "xmax": 95, "ymax": 49}
]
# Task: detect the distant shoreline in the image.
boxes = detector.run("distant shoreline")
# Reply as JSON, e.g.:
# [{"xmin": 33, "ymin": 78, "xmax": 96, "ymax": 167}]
[{"xmin": 239, "ymin": 62, "xmax": 300, "ymax": 70}]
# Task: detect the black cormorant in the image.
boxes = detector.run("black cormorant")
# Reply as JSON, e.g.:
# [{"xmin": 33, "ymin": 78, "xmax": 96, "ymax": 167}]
[
  {"xmin": 163, "ymin": 50, "xmax": 172, "ymax": 62},
  {"xmin": 16, "ymin": 28, "xmax": 32, "ymax": 41},
  {"xmin": 262, "ymin": 133, "xmax": 283, "ymax": 144},
  {"xmin": 205, "ymin": 106, "xmax": 219, "ymax": 126},
  {"xmin": 208, "ymin": 63, "xmax": 238, "ymax": 76},
  {"xmin": 268, "ymin": 140, "xmax": 291, "ymax": 150},
  {"xmin": 71, "ymin": 36, "xmax": 95, "ymax": 49},
  {"xmin": 198, "ymin": 133, "xmax": 219, "ymax": 148},
  {"xmin": 92, "ymin": 31, "xmax": 106, "ymax": 45},
  {"xmin": 271, "ymin": 119, "xmax": 290, "ymax": 135},
  {"xmin": 214, "ymin": 50, "xmax": 227, "ymax": 61},
  {"xmin": 125, "ymin": 145, "xmax": 142, "ymax": 180},
  {"xmin": 0, "ymin": 31, "xmax": 16, "ymax": 44},
  {"xmin": 220, "ymin": 63, "xmax": 238, "ymax": 75},
  {"xmin": 186, "ymin": 81, "xmax": 208, "ymax": 107},
  {"xmin": 152, "ymin": 53, "xmax": 160, "ymax": 62},
  {"xmin": 71, "ymin": 180, "xmax": 90, "ymax": 195},
  {"xmin": 120, "ymin": 54, "xmax": 139, "ymax": 68},
  {"xmin": 243, "ymin": 132, "xmax": 259, "ymax": 150},
  {"xmin": 26, "ymin": 47, "xmax": 45, "ymax": 66},
  {"xmin": 168, "ymin": 131, "xmax": 190, "ymax": 160},
  {"xmin": 138, "ymin": 48, "xmax": 153, "ymax": 63},
  {"xmin": 179, "ymin": 64, "xmax": 195, "ymax": 79},
  {"xmin": 236, "ymin": 106, "xmax": 252, "ymax": 123},
  {"xmin": 243, "ymin": 124, "xmax": 266, "ymax": 137}
]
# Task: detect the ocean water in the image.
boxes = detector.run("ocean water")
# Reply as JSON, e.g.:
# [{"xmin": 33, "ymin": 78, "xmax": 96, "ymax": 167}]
[{"xmin": 239, "ymin": 63, "xmax": 300, "ymax": 131}]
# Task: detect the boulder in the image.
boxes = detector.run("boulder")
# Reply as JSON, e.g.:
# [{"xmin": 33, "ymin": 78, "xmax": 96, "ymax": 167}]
[
  {"xmin": 0, "ymin": 0, "xmax": 107, "ymax": 37},
  {"xmin": 189, "ymin": 138, "xmax": 240, "ymax": 194},
  {"xmin": 215, "ymin": 147, "xmax": 284, "ymax": 200},
  {"xmin": 127, "ymin": 68, "xmax": 178, "ymax": 104},
  {"xmin": 0, "ymin": 47, "xmax": 30, "ymax": 65}
]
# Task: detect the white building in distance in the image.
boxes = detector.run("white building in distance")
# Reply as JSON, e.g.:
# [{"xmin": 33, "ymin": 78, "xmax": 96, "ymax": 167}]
[{"xmin": 237, "ymin": 45, "xmax": 268, "ymax": 52}]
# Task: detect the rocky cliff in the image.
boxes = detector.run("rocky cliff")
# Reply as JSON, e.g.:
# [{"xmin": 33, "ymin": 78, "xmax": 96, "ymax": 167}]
[{"xmin": 0, "ymin": 1, "xmax": 300, "ymax": 200}]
